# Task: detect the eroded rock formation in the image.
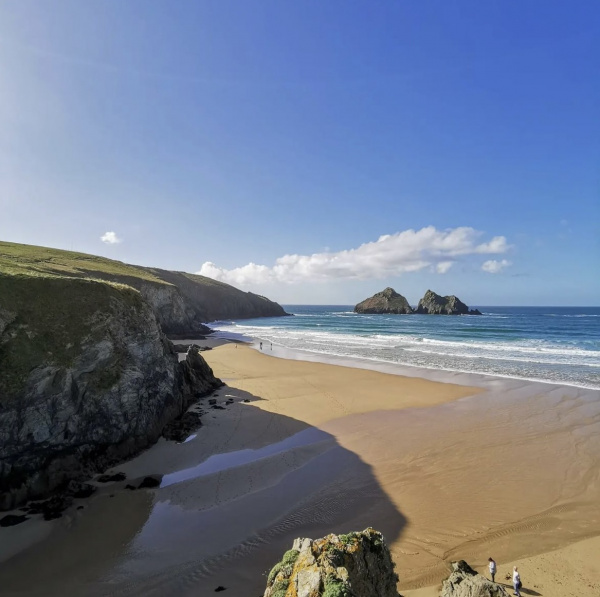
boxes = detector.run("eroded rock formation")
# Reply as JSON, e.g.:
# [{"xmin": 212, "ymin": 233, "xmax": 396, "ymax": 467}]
[
  {"xmin": 263, "ymin": 528, "xmax": 400, "ymax": 597},
  {"xmin": 441, "ymin": 560, "xmax": 508, "ymax": 597},
  {"xmin": 354, "ymin": 288, "xmax": 414, "ymax": 314},
  {"xmin": 416, "ymin": 290, "xmax": 481, "ymax": 315}
]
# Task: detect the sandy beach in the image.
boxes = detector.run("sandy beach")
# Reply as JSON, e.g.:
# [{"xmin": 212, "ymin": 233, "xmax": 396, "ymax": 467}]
[{"xmin": 1, "ymin": 342, "xmax": 599, "ymax": 596}]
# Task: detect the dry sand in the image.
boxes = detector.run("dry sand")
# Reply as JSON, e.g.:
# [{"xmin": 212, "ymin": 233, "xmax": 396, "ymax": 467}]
[{"xmin": 0, "ymin": 343, "xmax": 599, "ymax": 596}]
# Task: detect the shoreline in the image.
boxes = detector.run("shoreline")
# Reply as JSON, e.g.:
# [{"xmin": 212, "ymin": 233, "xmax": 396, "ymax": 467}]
[
  {"xmin": 1, "ymin": 341, "xmax": 599, "ymax": 596},
  {"xmin": 210, "ymin": 330, "xmax": 600, "ymax": 393}
]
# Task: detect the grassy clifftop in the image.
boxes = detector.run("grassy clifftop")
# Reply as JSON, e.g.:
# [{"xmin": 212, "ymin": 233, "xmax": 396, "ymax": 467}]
[
  {"xmin": 0, "ymin": 241, "xmax": 288, "ymax": 332},
  {"xmin": 0, "ymin": 241, "xmax": 168, "ymax": 284}
]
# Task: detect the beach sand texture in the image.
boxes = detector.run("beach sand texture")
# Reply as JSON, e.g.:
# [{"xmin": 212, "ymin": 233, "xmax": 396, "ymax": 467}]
[{"xmin": 0, "ymin": 343, "xmax": 599, "ymax": 596}]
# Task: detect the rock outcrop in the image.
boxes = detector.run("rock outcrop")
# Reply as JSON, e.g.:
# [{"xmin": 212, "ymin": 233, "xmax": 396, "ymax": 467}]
[
  {"xmin": 416, "ymin": 290, "xmax": 481, "ymax": 315},
  {"xmin": 0, "ymin": 275, "xmax": 222, "ymax": 510},
  {"xmin": 441, "ymin": 560, "xmax": 508, "ymax": 597},
  {"xmin": 354, "ymin": 288, "xmax": 414, "ymax": 314},
  {"xmin": 263, "ymin": 528, "xmax": 400, "ymax": 597}
]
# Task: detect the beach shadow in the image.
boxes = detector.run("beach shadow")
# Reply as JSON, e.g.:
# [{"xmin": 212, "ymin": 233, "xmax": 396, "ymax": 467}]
[
  {"xmin": 498, "ymin": 583, "xmax": 542, "ymax": 596},
  {"xmin": 0, "ymin": 385, "xmax": 408, "ymax": 597}
]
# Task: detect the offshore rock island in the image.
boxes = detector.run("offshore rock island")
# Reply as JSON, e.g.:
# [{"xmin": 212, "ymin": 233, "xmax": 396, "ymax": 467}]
[
  {"xmin": 354, "ymin": 287, "xmax": 481, "ymax": 315},
  {"xmin": 0, "ymin": 241, "xmax": 288, "ymax": 508}
]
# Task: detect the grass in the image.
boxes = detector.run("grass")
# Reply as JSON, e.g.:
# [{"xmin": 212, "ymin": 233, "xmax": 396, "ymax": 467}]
[
  {"xmin": 0, "ymin": 273, "xmax": 144, "ymax": 401},
  {"xmin": 0, "ymin": 241, "xmax": 168, "ymax": 284}
]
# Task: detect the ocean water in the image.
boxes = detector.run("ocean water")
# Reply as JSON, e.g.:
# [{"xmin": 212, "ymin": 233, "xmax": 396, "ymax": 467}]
[{"xmin": 210, "ymin": 306, "xmax": 600, "ymax": 390}]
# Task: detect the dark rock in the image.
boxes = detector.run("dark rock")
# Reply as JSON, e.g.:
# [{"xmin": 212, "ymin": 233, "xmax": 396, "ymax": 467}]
[
  {"xmin": 162, "ymin": 410, "xmax": 203, "ymax": 442},
  {"xmin": 67, "ymin": 480, "xmax": 96, "ymax": 499},
  {"xmin": 77, "ymin": 506, "xmax": 84, "ymax": 510},
  {"xmin": 211, "ymin": 405, "xmax": 225, "ymax": 410},
  {"xmin": 416, "ymin": 290, "xmax": 481, "ymax": 315},
  {"xmin": 125, "ymin": 484, "xmax": 136, "ymax": 490},
  {"xmin": 225, "ymin": 399, "xmax": 234, "ymax": 404},
  {"xmin": 354, "ymin": 288, "xmax": 414, "ymax": 314},
  {"xmin": 242, "ymin": 399, "xmax": 250, "ymax": 403},
  {"xmin": 97, "ymin": 472, "xmax": 126, "ymax": 483},
  {"xmin": 138, "ymin": 476, "xmax": 160, "ymax": 489},
  {"xmin": 214, "ymin": 587, "xmax": 226, "ymax": 592},
  {"xmin": 209, "ymin": 399, "xmax": 217, "ymax": 405},
  {"xmin": 0, "ymin": 514, "xmax": 29, "ymax": 527},
  {"xmin": 172, "ymin": 344, "xmax": 191, "ymax": 353}
]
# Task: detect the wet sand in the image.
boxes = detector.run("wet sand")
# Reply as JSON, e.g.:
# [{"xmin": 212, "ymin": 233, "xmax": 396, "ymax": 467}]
[{"xmin": 0, "ymin": 343, "xmax": 599, "ymax": 596}]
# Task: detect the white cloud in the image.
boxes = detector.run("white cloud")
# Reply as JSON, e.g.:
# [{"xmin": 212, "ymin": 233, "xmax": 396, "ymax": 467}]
[
  {"xmin": 436, "ymin": 261, "xmax": 454, "ymax": 274},
  {"xmin": 100, "ymin": 231, "xmax": 122, "ymax": 244},
  {"xmin": 481, "ymin": 259, "xmax": 511, "ymax": 273},
  {"xmin": 199, "ymin": 226, "xmax": 511, "ymax": 287}
]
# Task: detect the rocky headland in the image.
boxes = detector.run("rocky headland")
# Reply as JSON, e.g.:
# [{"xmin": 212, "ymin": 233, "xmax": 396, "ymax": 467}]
[
  {"xmin": 0, "ymin": 241, "xmax": 289, "ymax": 509},
  {"xmin": 354, "ymin": 288, "xmax": 481, "ymax": 315}
]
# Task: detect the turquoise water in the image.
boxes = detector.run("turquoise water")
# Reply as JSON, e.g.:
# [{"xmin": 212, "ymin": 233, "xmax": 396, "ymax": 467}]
[{"xmin": 211, "ymin": 306, "xmax": 600, "ymax": 390}]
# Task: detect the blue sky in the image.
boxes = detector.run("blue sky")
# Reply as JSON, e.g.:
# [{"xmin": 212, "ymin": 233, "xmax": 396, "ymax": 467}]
[{"xmin": 1, "ymin": 1, "xmax": 598, "ymax": 305}]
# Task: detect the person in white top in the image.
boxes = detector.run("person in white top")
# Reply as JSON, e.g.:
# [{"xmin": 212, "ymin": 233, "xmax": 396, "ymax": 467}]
[
  {"xmin": 488, "ymin": 557, "xmax": 497, "ymax": 582},
  {"xmin": 513, "ymin": 566, "xmax": 522, "ymax": 596}
]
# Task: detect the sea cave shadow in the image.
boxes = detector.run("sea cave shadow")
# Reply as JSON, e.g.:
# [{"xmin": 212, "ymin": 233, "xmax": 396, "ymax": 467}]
[{"xmin": 0, "ymin": 384, "xmax": 408, "ymax": 597}]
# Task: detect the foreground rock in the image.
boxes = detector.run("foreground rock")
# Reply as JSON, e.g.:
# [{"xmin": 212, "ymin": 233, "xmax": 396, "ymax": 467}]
[
  {"xmin": 263, "ymin": 528, "xmax": 400, "ymax": 597},
  {"xmin": 0, "ymin": 275, "xmax": 222, "ymax": 510},
  {"xmin": 416, "ymin": 290, "xmax": 481, "ymax": 315},
  {"xmin": 354, "ymin": 288, "xmax": 414, "ymax": 314},
  {"xmin": 441, "ymin": 560, "xmax": 508, "ymax": 597}
]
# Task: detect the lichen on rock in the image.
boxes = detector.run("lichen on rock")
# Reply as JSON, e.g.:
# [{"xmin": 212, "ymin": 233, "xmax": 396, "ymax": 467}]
[{"xmin": 263, "ymin": 528, "xmax": 400, "ymax": 597}]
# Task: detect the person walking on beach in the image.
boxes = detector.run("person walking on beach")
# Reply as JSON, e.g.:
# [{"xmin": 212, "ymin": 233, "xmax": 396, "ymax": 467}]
[
  {"xmin": 260, "ymin": 342, "xmax": 263, "ymax": 350},
  {"xmin": 488, "ymin": 557, "xmax": 497, "ymax": 582},
  {"xmin": 512, "ymin": 566, "xmax": 522, "ymax": 596}
]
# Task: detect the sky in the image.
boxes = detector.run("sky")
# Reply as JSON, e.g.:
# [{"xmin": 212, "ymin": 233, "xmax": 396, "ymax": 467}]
[{"xmin": 1, "ymin": 1, "xmax": 598, "ymax": 306}]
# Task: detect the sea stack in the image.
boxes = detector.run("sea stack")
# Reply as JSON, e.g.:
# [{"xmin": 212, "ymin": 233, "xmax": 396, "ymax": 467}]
[
  {"xmin": 416, "ymin": 289, "xmax": 481, "ymax": 315},
  {"xmin": 354, "ymin": 288, "xmax": 414, "ymax": 314}
]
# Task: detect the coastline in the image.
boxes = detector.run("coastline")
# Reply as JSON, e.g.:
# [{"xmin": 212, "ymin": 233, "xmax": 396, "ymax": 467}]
[{"xmin": 0, "ymin": 341, "xmax": 598, "ymax": 596}]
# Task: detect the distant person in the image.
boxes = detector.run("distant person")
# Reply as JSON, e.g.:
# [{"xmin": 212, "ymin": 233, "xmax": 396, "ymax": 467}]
[
  {"xmin": 270, "ymin": 342, "xmax": 272, "ymax": 350},
  {"xmin": 488, "ymin": 557, "xmax": 497, "ymax": 582},
  {"xmin": 260, "ymin": 342, "xmax": 263, "ymax": 350},
  {"xmin": 512, "ymin": 566, "xmax": 521, "ymax": 596}
]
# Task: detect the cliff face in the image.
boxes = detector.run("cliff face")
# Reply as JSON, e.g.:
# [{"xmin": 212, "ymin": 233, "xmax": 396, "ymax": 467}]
[
  {"xmin": 354, "ymin": 288, "xmax": 414, "ymax": 314},
  {"xmin": 0, "ymin": 275, "xmax": 221, "ymax": 509},
  {"xmin": 416, "ymin": 290, "xmax": 481, "ymax": 315},
  {"xmin": 263, "ymin": 528, "xmax": 400, "ymax": 597},
  {"xmin": 139, "ymin": 268, "xmax": 289, "ymax": 331}
]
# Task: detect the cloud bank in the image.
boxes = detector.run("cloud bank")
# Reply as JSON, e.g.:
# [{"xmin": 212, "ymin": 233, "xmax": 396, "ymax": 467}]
[
  {"xmin": 199, "ymin": 226, "xmax": 511, "ymax": 287},
  {"xmin": 481, "ymin": 259, "xmax": 511, "ymax": 273},
  {"xmin": 101, "ymin": 231, "xmax": 122, "ymax": 244}
]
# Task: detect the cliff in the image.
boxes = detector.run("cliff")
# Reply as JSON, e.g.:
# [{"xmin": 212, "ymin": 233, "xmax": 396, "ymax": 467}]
[
  {"xmin": 0, "ymin": 273, "xmax": 222, "ymax": 509},
  {"xmin": 263, "ymin": 528, "xmax": 400, "ymax": 597},
  {"xmin": 354, "ymin": 288, "xmax": 414, "ymax": 314},
  {"xmin": 416, "ymin": 290, "xmax": 481, "ymax": 315},
  {"xmin": 0, "ymin": 241, "xmax": 288, "ymax": 336}
]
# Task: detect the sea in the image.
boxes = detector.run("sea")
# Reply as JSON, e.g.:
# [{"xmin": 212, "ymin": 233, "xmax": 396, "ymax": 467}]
[{"xmin": 210, "ymin": 306, "xmax": 600, "ymax": 390}]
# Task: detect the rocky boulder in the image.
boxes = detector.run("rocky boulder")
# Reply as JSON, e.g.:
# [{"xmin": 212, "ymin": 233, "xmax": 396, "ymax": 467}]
[
  {"xmin": 416, "ymin": 290, "xmax": 481, "ymax": 315},
  {"xmin": 441, "ymin": 560, "xmax": 508, "ymax": 597},
  {"xmin": 263, "ymin": 528, "xmax": 400, "ymax": 597},
  {"xmin": 354, "ymin": 288, "xmax": 414, "ymax": 314}
]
